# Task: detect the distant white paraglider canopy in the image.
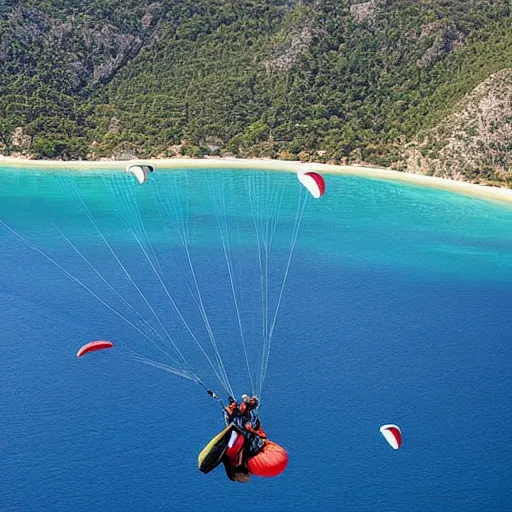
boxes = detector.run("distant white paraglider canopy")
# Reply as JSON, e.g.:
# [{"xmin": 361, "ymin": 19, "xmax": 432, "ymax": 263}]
[
  {"xmin": 125, "ymin": 163, "xmax": 155, "ymax": 184},
  {"xmin": 380, "ymin": 424, "xmax": 402, "ymax": 449},
  {"xmin": 297, "ymin": 171, "xmax": 325, "ymax": 199}
]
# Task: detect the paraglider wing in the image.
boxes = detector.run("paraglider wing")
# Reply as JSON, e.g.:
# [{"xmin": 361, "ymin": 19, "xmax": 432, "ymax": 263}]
[
  {"xmin": 247, "ymin": 441, "xmax": 288, "ymax": 477},
  {"xmin": 76, "ymin": 340, "xmax": 114, "ymax": 358},
  {"xmin": 198, "ymin": 425, "xmax": 234, "ymax": 474},
  {"xmin": 379, "ymin": 424, "xmax": 402, "ymax": 449},
  {"xmin": 126, "ymin": 164, "xmax": 150, "ymax": 184},
  {"xmin": 297, "ymin": 171, "xmax": 325, "ymax": 199}
]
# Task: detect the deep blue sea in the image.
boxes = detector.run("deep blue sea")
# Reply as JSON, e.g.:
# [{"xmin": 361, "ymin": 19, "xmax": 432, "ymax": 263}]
[{"xmin": 1, "ymin": 166, "xmax": 511, "ymax": 511}]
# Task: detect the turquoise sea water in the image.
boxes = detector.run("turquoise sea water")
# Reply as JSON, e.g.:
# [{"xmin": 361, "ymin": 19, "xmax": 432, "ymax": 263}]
[{"xmin": 0, "ymin": 166, "xmax": 511, "ymax": 511}]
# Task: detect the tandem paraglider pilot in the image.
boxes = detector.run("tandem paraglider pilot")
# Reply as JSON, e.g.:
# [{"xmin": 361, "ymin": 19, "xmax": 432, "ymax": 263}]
[{"xmin": 198, "ymin": 394, "xmax": 288, "ymax": 483}]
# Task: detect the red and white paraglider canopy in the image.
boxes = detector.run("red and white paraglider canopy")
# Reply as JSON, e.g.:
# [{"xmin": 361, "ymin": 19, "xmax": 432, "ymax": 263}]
[
  {"xmin": 379, "ymin": 424, "xmax": 402, "ymax": 449},
  {"xmin": 77, "ymin": 340, "xmax": 114, "ymax": 358},
  {"xmin": 297, "ymin": 171, "xmax": 326, "ymax": 199}
]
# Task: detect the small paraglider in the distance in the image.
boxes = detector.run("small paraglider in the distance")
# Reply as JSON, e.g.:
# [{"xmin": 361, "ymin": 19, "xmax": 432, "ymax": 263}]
[
  {"xmin": 76, "ymin": 340, "xmax": 114, "ymax": 358},
  {"xmin": 380, "ymin": 424, "xmax": 402, "ymax": 450},
  {"xmin": 297, "ymin": 171, "xmax": 326, "ymax": 198},
  {"xmin": 125, "ymin": 163, "xmax": 155, "ymax": 184}
]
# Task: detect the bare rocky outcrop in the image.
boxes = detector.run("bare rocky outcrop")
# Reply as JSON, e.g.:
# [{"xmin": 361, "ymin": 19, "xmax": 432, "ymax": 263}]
[
  {"xmin": 263, "ymin": 22, "xmax": 313, "ymax": 73},
  {"xmin": 350, "ymin": 0, "xmax": 382, "ymax": 24},
  {"xmin": 11, "ymin": 127, "xmax": 31, "ymax": 149},
  {"xmin": 404, "ymin": 69, "xmax": 512, "ymax": 185},
  {"xmin": 142, "ymin": 2, "xmax": 163, "ymax": 30},
  {"xmin": 108, "ymin": 117, "xmax": 121, "ymax": 134}
]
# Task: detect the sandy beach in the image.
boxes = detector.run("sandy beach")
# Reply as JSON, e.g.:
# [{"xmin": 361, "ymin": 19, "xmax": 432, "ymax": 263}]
[{"xmin": 1, "ymin": 155, "xmax": 512, "ymax": 205}]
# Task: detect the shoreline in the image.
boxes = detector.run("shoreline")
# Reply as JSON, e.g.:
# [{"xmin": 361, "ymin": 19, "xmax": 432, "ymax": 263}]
[{"xmin": 1, "ymin": 155, "xmax": 512, "ymax": 205}]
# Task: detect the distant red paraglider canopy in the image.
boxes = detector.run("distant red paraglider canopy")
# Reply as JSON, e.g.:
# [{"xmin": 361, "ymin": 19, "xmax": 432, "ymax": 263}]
[{"xmin": 76, "ymin": 341, "xmax": 114, "ymax": 358}]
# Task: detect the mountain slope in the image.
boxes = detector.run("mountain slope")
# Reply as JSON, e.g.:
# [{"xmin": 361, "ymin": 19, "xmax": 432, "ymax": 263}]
[
  {"xmin": 404, "ymin": 68, "xmax": 512, "ymax": 186},
  {"xmin": 0, "ymin": 0, "xmax": 511, "ymax": 186}
]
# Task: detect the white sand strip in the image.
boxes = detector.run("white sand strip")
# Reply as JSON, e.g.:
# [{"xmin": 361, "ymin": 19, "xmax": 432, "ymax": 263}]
[{"xmin": 1, "ymin": 155, "xmax": 511, "ymax": 205}]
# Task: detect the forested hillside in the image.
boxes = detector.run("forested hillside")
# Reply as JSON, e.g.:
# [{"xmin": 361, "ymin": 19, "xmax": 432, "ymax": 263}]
[{"xmin": 1, "ymin": 0, "xmax": 511, "ymax": 186}]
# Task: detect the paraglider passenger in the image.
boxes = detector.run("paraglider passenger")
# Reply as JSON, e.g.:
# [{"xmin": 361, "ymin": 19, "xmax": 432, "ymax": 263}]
[
  {"xmin": 238, "ymin": 394, "xmax": 250, "ymax": 416},
  {"xmin": 224, "ymin": 396, "xmax": 241, "ymax": 426},
  {"xmin": 242, "ymin": 396, "xmax": 266, "ymax": 439},
  {"xmin": 239, "ymin": 395, "xmax": 257, "ymax": 419},
  {"xmin": 224, "ymin": 394, "xmax": 265, "ymax": 437}
]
